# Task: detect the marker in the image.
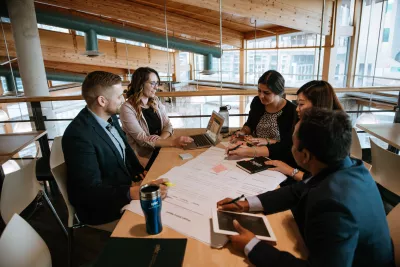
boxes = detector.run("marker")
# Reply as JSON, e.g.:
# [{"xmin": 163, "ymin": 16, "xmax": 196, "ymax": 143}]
[
  {"xmin": 163, "ymin": 182, "xmax": 175, "ymax": 187},
  {"xmin": 152, "ymin": 180, "xmax": 175, "ymax": 187}
]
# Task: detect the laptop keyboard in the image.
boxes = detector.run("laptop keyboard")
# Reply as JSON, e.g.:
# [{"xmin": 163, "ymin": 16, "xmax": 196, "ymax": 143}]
[{"xmin": 192, "ymin": 134, "xmax": 211, "ymax": 147}]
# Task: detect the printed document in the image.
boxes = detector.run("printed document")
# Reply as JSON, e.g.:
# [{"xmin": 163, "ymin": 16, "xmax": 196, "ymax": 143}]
[{"xmin": 123, "ymin": 147, "xmax": 286, "ymax": 247}]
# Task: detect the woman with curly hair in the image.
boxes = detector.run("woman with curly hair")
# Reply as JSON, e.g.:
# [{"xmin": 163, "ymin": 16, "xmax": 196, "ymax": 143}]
[{"xmin": 120, "ymin": 67, "xmax": 192, "ymax": 169}]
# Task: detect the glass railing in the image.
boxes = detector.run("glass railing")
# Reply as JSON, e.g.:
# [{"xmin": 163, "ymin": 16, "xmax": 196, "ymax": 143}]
[{"xmin": 0, "ymin": 90, "xmax": 398, "ymax": 160}]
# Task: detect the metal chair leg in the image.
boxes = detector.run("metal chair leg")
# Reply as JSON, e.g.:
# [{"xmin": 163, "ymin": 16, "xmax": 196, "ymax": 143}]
[
  {"xmin": 42, "ymin": 190, "xmax": 68, "ymax": 236},
  {"xmin": 74, "ymin": 214, "xmax": 81, "ymax": 225},
  {"xmin": 68, "ymin": 227, "xmax": 74, "ymax": 267}
]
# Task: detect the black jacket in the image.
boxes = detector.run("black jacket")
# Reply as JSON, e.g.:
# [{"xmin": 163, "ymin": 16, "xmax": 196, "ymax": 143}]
[
  {"xmin": 62, "ymin": 107, "xmax": 144, "ymax": 225},
  {"xmin": 249, "ymin": 157, "xmax": 394, "ymax": 267},
  {"xmin": 244, "ymin": 97, "xmax": 298, "ymax": 166}
]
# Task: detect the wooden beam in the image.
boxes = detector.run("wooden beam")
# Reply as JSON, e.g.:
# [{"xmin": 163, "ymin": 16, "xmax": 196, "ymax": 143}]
[
  {"xmin": 36, "ymin": 0, "xmax": 243, "ymax": 47},
  {"xmin": 43, "ymin": 61, "xmax": 128, "ymax": 76},
  {"xmin": 169, "ymin": 0, "xmax": 334, "ymax": 35},
  {"xmin": 239, "ymin": 39, "xmax": 245, "ymax": 84},
  {"xmin": 0, "ymin": 24, "xmax": 175, "ymax": 73}
]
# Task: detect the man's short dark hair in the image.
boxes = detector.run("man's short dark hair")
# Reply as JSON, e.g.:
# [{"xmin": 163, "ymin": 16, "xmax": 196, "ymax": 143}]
[
  {"xmin": 297, "ymin": 108, "xmax": 352, "ymax": 164},
  {"xmin": 81, "ymin": 71, "xmax": 122, "ymax": 106}
]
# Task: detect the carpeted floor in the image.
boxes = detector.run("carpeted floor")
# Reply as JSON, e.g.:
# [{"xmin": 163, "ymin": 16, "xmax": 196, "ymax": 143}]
[{"xmin": 0, "ymin": 192, "xmax": 111, "ymax": 267}]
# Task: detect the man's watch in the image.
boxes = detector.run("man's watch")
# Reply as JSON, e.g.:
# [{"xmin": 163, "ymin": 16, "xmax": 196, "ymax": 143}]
[{"xmin": 291, "ymin": 168, "xmax": 299, "ymax": 177}]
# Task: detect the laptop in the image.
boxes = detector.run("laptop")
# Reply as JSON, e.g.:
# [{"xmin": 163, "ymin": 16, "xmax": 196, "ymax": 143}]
[{"xmin": 184, "ymin": 111, "xmax": 225, "ymax": 150}]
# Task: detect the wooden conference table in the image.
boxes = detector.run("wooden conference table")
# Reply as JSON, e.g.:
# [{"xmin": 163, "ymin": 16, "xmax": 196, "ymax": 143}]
[
  {"xmin": 356, "ymin": 123, "xmax": 400, "ymax": 151},
  {"xmin": 112, "ymin": 129, "xmax": 308, "ymax": 266}
]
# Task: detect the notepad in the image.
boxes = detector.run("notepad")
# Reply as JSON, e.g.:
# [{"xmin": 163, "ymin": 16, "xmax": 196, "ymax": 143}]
[
  {"xmin": 94, "ymin": 237, "xmax": 187, "ymax": 267},
  {"xmin": 236, "ymin": 156, "xmax": 274, "ymax": 174}
]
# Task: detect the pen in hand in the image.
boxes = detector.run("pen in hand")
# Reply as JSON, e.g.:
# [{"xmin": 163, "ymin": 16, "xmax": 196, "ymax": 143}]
[
  {"xmin": 226, "ymin": 144, "xmax": 241, "ymax": 154},
  {"xmin": 221, "ymin": 194, "xmax": 245, "ymax": 205}
]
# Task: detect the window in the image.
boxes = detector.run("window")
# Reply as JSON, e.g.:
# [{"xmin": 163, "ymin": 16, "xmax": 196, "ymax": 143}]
[
  {"xmin": 382, "ymin": 28, "xmax": 390, "ymax": 42},
  {"xmin": 338, "ymin": 0, "xmax": 355, "ymax": 26},
  {"xmin": 97, "ymin": 35, "xmax": 111, "ymax": 41},
  {"xmin": 385, "ymin": 2, "xmax": 393, "ymax": 13},
  {"xmin": 247, "ymin": 36, "xmax": 276, "ymax": 49},
  {"xmin": 194, "ymin": 52, "xmax": 239, "ymax": 83},
  {"xmin": 0, "ymin": 77, "xmax": 7, "ymax": 90},
  {"xmin": 15, "ymin": 78, "xmax": 23, "ymax": 91},
  {"xmin": 0, "ymin": 17, "xmax": 10, "ymax": 23},
  {"xmin": 333, "ymin": 36, "xmax": 350, "ymax": 87},
  {"xmin": 37, "ymin": 24, "xmax": 69, "ymax": 33},
  {"xmin": 51, "ymin": 81, "xmax": 73, "ymax": 86},
  {"xmin": 115, "ymin": 38, "xmax": 145, "ymax": 47},
  {"xmin": 149, "ymin": 45, "xmax": 174, "ymax": 52},
  {"xmin": 278, "ymin": 33, "xmax": 324, "ymax": 48},
  {"xmin": 355, "ymin": 0, "xmax": 400, "ymax": 87},
  {"xmin": 179, "ymin": 52, "xmax": 190, "ymax": 82}
]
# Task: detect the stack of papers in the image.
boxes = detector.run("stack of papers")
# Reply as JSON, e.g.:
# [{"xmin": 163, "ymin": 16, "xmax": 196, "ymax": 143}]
[{"xmin": 123, "ymin": 147, "xmax": 286, "ymax": 247}]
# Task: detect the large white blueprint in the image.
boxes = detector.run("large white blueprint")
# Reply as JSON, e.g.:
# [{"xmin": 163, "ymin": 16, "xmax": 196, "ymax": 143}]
[{"xmin": 123, "ymin": 147, "xmax": 287, "ymax": 247}]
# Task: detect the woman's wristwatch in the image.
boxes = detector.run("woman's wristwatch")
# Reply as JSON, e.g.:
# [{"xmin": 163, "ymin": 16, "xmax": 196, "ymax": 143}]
[{"xmin": 291, "ymin": 168, "xmax": 299, "ymax": 177}]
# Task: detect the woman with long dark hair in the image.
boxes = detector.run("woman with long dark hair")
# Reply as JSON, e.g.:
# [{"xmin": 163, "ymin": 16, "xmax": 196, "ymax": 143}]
[
  {"xmin": 226, "ymin": 70, "xmax": 298, "ymax": 166},
  {"xmin": 265, "ymin": 80, "xmax": 344, "ymax": 181},
  {"xmin": 120, "ymin": 67, "xmax": 192, "ymax": 168}
]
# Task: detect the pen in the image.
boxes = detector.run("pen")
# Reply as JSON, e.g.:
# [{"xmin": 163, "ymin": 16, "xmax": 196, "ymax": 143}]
[
  {"xmin": 222, "ymin": 194, "xmax": 245, "ymax": 205},
  {"xmin": 227, "ymin": 144, "xmax": 241, "ymax": 154}
]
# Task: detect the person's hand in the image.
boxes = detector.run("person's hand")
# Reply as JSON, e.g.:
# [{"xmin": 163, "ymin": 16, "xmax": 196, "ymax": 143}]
[
  {"xmin": 225, "ymin": 142, "xmax": 244, "ymax": 154},
  {"xmin": 130, "ymin": 185, "xmax": 140, "ymax": 200},
  {"xmin": 227, "ymin": 146, "xmax": 253, "ymax": 158},
  {"xmin": 266, "ymin": 160, "xmax": 294, "ymax": 176},
  {"xmin": 230, "ymin": 130, "xmax": 246, "ymax": 142},
  {"xmin": 217, "ymin": 198, "xmax": 249, "ymax": 212},
  {"xmin": 229, "ymin": 220, "xmax": 256, "ymax": 253},
  {"xmin": 246, "ymin": 137, "xmax": 278, "ymax": 146},
  {"xmin": 148, "ymin": 135, "xmax": 161, "ymax": 142},
  {"xmin": 173, "ymin": 136, "xmax": 194, "ymax": 148},
  {"xmin": 151, "ymin": 178, "xmax": 169, "ymax": 199},
  {"xmin": 138, "ymin": 170, "xmax": 148, "ymax": 180}
]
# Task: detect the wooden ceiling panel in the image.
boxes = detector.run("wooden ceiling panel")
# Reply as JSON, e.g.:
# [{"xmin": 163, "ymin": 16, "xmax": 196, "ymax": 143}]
[
  {"xmin": 36, "ymin": 0, "xmax": 244, "ymax": 47},
  {"xmin": 167, "ymin": 0, "xmax": 334, "ymax": 35},
  {"xmin": 134, "ymin": 0, "xmax": 278, "ymax": 32},
  {"xmin": 0, "ymin": 24, "xmax": 174, "ymax": 73}
]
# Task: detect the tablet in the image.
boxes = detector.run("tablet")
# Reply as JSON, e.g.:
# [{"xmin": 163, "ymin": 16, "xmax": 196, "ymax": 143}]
[{"xmin": 212, "ymin": 208, "xmax": 277, "ymax": 242}]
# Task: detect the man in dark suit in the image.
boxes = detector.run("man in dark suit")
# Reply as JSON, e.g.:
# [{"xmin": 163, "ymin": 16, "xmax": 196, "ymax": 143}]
[
  {"xmin": 63, "ymin": 71, "xmax": 168, "ymax": 231},
  {"xmin": 217, "ymin": 108, "xmax": 394, "ymax": 267}
]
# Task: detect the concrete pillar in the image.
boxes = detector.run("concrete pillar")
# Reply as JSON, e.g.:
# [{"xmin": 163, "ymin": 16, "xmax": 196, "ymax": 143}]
[{"xmin": 6, "ymin": 0, "xmax": 49, "ymax": 96}]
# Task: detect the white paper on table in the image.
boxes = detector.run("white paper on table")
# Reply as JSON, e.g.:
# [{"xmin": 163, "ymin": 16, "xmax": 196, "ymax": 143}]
[
  {"xmin": 122, "ymin": 200, "xmax": 228, "ymax": 248},
  {"xmin": 125, "ymin": 147, "xmax": 287, "ymax": 247}
]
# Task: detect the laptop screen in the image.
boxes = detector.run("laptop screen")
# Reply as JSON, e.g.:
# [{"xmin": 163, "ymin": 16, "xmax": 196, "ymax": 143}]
[{"xmin": 206, "ymin": 111, "xmax": 224, "ymax": 143}]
